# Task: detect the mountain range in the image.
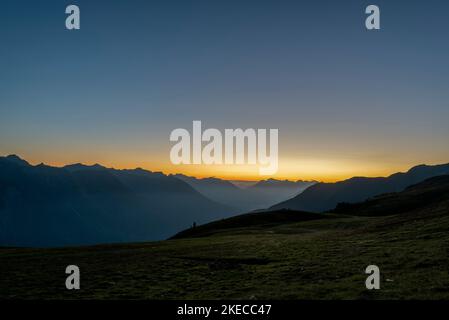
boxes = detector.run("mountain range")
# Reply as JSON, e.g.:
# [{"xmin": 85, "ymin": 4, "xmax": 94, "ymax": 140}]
[
  {"xmin": 270, "ymin": 163, "xmax": 449, "ymax": 212},
  {"xmin": 1, "ymin": 154, "xmax": 449, "ymax": 247},
  {"xmin": 0, "ymin": 155, "xmax": 231, "ymax": 246},
  {"xmin": 0, "ymin": 155, "xmax": 314, "ymax": 247}
]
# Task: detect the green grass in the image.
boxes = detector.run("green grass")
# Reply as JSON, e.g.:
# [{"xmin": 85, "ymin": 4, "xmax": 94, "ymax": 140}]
[{"xmin": 1, "ymin": 199, "xmax": 449, "ymax": 299}]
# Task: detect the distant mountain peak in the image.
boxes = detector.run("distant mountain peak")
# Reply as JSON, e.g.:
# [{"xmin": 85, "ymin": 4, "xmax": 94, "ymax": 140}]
[
  {"xmin": 3, "ymin": 154, "xmax": 30, "ymax": 166},
  {"xmin": 63, "ymin": 163, "xmax": 106, "ymax": 171},
  {"xmin": 407, "ymin": 164, "xmax": 428, "ymax": 172}
]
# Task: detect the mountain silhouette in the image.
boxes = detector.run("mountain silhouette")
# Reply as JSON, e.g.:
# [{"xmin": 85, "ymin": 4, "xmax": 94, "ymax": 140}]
[
  {"xmin": 331, "ymin": 174, "xmax": 449, "ymax": 216},
  {"xmin": 3, "ymin": 154, "xmax": 30, "ymax": 166},
  {"xmin": 0, "ymin": 155, "xmax": 231, "ymax": 247},
  {"xmin": 270, "ymin": 163, "xmax": 449, "ymax": 212},
  {"xmin": 174, "ymin": 174, "xmax": 315, "ymax": 211}
]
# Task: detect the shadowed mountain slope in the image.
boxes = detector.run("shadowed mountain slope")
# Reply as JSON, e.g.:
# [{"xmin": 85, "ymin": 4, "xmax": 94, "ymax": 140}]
[
  {"xmin": 331, "ymin": 175, "xmax": 449, "ymax": 216},
  {"xmin": 270, "ymin": 163, "xmax": 449, "ymax": 212}
]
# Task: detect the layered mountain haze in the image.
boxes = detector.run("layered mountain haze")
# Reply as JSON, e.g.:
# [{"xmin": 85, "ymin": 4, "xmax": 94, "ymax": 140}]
[
  {"xmin": 0, "ymin": 155, "xmax": 231, "ymax": 247},
  {"xmin": 250, "ymin": 179, "xmax": 316, "ymax": 207},
  {"xmin": 175, "ymin": 174, "xmax": 315, "ymax": 212},
  {"xmin": 271, "ymin": 163, "xmax": 449, "ymax": 212}
]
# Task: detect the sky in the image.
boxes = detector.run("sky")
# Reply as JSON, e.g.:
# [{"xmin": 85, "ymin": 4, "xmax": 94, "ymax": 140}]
[{"xmin": 1, "ymin": 0, "xmax": 448, "ymax": 182}]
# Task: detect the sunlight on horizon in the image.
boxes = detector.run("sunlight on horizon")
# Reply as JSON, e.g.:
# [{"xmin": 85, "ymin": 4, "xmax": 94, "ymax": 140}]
[{"xmin": 6, "ymin": 151, "xmax": 448, "ymax": 183}]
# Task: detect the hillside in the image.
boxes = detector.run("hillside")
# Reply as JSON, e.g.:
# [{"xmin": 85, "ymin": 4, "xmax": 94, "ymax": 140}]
[
  {"xmin": 332, "ymin": 175, "xmax": 449, "ymax": 216},
  {"xmin": 1, "ymin": 175, "xmax": 449, "ymax": 299},
  {"xmin": 271, "ymin": 163, "xmax": 449, "ymax": 212},
  {"xmin": 171, "ymin": 209, "xmax": 328, "ymax": 239}
]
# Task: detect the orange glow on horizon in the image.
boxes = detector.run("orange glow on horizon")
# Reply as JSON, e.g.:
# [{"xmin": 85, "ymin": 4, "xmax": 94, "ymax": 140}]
[
  {"xmin": 14, "ymin": 154, "xmax": 446, "ymax": 183},
  {"xmin": 4, "ymin": 130, "xmax": 449, "ymax": 184}
]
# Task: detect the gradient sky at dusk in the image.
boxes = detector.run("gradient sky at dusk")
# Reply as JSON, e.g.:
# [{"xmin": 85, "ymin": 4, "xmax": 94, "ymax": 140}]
[{"xmin": 1, "ymin": 0, "xmax": 448, "ymax": 181}]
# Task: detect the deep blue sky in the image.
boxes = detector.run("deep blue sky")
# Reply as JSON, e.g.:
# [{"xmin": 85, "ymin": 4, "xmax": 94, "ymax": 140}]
[{"xmin": 1, "ymin": 0, "xmax": 448, "ymax": 180}]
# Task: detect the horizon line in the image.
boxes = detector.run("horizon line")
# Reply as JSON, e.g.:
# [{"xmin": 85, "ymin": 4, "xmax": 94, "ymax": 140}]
[{"xmin": 2, "ymin": 154, "xmax": 447, "ymax": 184}]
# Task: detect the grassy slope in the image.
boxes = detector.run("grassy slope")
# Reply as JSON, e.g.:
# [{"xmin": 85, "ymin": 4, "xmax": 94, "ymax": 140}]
[
  {"xmin": 170, "ymin": 209, "xmax": 329, "ymax": 239},
  {"xmin": 1, "ymin": 196, "xmax": 449, "ymax": 299}
]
